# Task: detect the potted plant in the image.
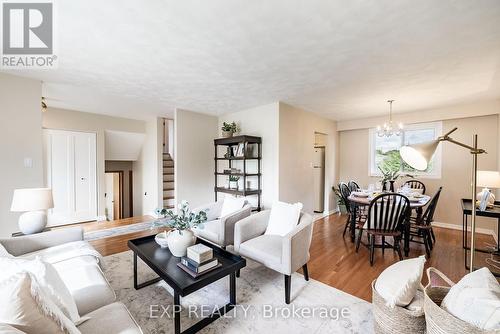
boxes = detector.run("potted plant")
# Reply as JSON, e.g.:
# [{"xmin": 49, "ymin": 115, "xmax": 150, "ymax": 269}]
[
  {"xmin": 152, "ymin": 201, "xmax": 207, "ymax": 257},
  {"xmin": 221, "ymin": 121, "xmax": 238, "ymax": 138},
  {"xmin": 229, "ymin": 175, "xmax": 240, "ymax": 189},
  {"xmin": 378, "ymin": 165, "xmax": 413, "ymax": 192},
  {"xmin": 332, "ymin": 186, "xmax": 347, "ymax": 214}
]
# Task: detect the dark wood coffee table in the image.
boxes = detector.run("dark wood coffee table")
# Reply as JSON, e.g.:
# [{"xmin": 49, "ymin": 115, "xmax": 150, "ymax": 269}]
[{"xmin": 128, "ymin": 235, "xmax": 246, "ymax": 334}]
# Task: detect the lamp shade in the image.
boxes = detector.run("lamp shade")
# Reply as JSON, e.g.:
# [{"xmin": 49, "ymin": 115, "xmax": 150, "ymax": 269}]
[
  {"xmin": 477, "ymin": 171, "xmax": 500, "ymax": 189},
  {"xmin": 11, "ymin": 188, "xmax": 54, "ymax": 212},
  {"xmin": 399, "ymin": 140, "xmax": 440, "ymax": 171}
]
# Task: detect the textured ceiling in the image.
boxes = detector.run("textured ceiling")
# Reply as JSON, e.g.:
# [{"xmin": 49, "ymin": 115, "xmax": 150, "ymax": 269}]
[{"xmin": 3, "ymin": 0, "xmax": 500, "ymax": 120}]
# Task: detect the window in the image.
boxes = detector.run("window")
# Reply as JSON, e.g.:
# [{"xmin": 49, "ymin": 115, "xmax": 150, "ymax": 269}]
[{"xmin": 369, "ymin": 122, "xmax": 442, "ymax": 178}]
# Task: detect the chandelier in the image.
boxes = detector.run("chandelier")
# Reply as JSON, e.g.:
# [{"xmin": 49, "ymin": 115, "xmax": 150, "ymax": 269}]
[{"xmin": 377, "ymin": 99, "xmax": 403, "ymax": 137}]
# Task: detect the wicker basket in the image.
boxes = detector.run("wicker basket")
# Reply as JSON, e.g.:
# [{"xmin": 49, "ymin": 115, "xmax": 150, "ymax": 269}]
[
  {"xmin": 423, "ymin": 267, "xmax": 496, "ymax": 334},
  {"xmin": 372, "ymin": 280, "xmax": 426, "ymax": 334}
]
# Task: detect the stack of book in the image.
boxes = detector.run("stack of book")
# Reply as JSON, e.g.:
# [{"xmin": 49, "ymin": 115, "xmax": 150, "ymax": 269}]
[{"xmin": 177, "ymin": 244, "xmax": 220, "ymax": 278}]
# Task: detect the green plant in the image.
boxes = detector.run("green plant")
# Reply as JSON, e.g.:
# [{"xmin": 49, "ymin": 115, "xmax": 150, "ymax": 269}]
[
  {"xmin": 229, "ymin": 175, "xmax": 240, "ymax": 182},
  {"xmin": 222, "ymin": 121, "xmax": 238, "ymax": 133},
  {"xmin": 152, "ymin": 201, "xmax": 207, "ymax": 233},
  {"xmin": 378, "ymin": 164, "xmax": 413, "ymax": 184},
  {"xmin": 332, "ymin": 186, "xmax": 346, "ymax": 206}
]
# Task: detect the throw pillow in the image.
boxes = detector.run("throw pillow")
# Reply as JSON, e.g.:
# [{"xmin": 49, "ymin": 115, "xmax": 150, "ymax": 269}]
[
  {"xmin": 0, "ymin": 272, "xmax": 80, "ymax": 334},
  {"xmin": 374, "ymin": 255, "xmax": 426, "ymax": 307},
  {"xmin": 441, "ymin": 267, "xmax": 500, "ymax": 330},
  {"xmin": 220, "ymin": 196, "xmax": 246, "ymax": 218},
  {"xmin": 265, "ymin": 201, "xmax": 303, "ymax": 237},
  {"xmin": 0, "ymin": 257, "xmax": 85, "ymax": 325}
]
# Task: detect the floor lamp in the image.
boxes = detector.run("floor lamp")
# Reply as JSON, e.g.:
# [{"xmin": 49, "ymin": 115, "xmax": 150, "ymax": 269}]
[{"xmin": 399, "ymin": 127, "xmax": 486, "ymax": 273}]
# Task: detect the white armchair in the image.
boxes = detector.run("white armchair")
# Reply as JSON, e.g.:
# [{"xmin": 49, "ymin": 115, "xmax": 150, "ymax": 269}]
[
  {"xmin": 234, "ymin": 210, "xmax": 313, "ymax": 304},
  {"xmin": 193, "ymin": 200, "xmax": 252, "ymax": 248}
]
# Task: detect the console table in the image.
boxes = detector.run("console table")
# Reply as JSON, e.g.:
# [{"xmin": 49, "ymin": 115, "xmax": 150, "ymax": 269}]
[{"xmin": 461, "ymin": 198, "xmax": 500, "ymax": 276}]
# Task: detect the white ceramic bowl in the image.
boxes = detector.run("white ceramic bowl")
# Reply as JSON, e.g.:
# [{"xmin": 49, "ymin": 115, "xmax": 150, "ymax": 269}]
[{"xmin": 155, "ymin": 231, "xmax": 169, "ymax": 248}]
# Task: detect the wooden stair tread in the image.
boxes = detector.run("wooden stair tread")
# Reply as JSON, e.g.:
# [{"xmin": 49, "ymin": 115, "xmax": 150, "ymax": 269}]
[
  {"xmin": 163, "ymin": 188, "xmax": 174, "ymax": 191},
  {"xmin": 163, "ymin": 196, "xmax": 175, "ymax": 200},
  {"xmin": 163, "ymin": 172, "xmax": 174, "ymax": 175}
]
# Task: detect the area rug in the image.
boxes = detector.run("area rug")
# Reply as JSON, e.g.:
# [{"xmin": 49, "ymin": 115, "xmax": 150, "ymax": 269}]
[
  {"xmin": 84, "ymin": 221, "xmax": 154, "ymax": 241},
  {"xmin": 103, "ymin": 251, "xmax": 373, "ymax": 334}
]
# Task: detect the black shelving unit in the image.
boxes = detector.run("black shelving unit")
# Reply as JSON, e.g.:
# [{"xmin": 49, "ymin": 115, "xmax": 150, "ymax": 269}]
[{"xmin": 214, "ymin": 135, "xmax": 262, "ymax": 211}]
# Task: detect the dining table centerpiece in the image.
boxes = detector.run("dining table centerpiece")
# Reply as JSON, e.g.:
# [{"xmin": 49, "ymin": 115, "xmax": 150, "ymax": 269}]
[{"xmin": 152, "ymin": 201, "xmax": 207, "ymax": 257}]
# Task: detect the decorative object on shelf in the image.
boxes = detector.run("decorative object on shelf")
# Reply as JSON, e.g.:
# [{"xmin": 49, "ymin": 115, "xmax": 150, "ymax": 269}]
[
  {"xmin": 376, "ymin": 100, "xmax": 404, "ymax": 137},
  {"xmin": 10, "ymin": 188, "xmax": 54, "ymax": 235},
  {"xmin": 152, "ymin": 201, "xmax": 207, "ymax": 257},
  {"xmin": 400, "ymin": 127, "xmax": 486, "ymax": 273},
  {"xmin": 476, "ymin": 170, "xmax": 500, "ymax": 208},
  {"xmin": 221, "ymin": 121, "xmax": 238, "ymax": 138},
  {"xmin": 229, "ymin": 175, "xmax": 240, "ymax": 189},
  {"xmin": 154, "ymin": 231, "xmax": 169, "ymax": 248},
  {"xmin": 187, "ymin": 243, "xmax": 213, "ymax": 263}
]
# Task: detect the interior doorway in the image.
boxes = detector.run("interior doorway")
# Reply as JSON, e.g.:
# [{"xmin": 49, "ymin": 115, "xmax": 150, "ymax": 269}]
[{"xmin": 105, "ymin": 171, "xmax": 123, "ymax": 221}]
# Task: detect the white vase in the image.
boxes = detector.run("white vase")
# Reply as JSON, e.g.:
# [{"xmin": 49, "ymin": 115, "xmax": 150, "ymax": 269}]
[{"xmin": 167, "ymin": 229, "xmax": 196, "ymax": 257}]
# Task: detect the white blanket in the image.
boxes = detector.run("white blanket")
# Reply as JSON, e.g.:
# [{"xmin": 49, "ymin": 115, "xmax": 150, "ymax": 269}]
[{"xmin": 20, "ymin": 241, "xmax": 103, "ymax": 268}]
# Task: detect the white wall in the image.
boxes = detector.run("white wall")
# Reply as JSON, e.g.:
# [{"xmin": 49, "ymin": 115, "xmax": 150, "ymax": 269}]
[
  {"xmin": 175, "ymin": 109, "xmax": 218, "ymax": 208},
  {"xmin": 218, "ymin": 103, "xmax": 280, "ymax": 209},
  {"xmin": 43, "ymin": 108, "xmax": 146, "ymax": 219},
  {"xmin": 132, "ymin": 117, "xmax": 163, "ymax": 216},
  {"xmin": 278, "ymin": 103, "xmax": 338, "ymax": 214},
  {"xmin": 0, "ymin": 73, "xmax": 43, "ymax": 237}
]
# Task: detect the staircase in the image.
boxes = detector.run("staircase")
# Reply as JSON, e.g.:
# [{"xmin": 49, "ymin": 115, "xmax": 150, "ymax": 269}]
[{"xmin": 163, "ymin": 153, "xmax": 175, "ymax": 209}]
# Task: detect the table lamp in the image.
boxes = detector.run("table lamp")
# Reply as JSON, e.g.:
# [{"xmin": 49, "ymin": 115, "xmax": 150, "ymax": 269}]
[
  {"xmin": 476, "ymin": 171, "xmax": 500, "ymax": 206},
  {"xmin": 11, "ymin": 188, "xmax": 54, "ymax": 234},
  {"xmin": 399, "ymin": 127, "xmax": 486, "ymax": 273}
]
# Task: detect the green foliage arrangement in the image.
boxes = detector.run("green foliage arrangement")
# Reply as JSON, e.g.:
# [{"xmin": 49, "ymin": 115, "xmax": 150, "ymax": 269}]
[
  {"xmin": 153, "ymin": 201, "xmax": 207, "ymax": 233},
  {"xmin": 221, "ymin": 121, "xmax": 238, "ymax": 133}
]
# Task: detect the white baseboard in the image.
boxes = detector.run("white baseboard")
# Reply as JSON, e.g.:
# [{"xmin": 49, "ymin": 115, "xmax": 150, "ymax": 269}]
[
  {"xmin": 313, "ymin": 209, "xmax": 338, "ymax": 222},
  {"xmin": 432, "ymin": 221, "xmax": 497, "ymax": 242}
]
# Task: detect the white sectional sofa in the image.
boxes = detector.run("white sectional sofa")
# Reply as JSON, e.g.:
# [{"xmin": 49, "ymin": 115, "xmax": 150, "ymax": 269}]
[{"xmin": 0, "ymin": 227, "xmax": 142, "ymax": 334}]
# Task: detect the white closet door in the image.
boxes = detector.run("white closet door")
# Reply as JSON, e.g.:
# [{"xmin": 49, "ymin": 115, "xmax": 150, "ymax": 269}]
[{"xmin": 44, "ymin": 129, "xmax": 97, "ymax": 225}]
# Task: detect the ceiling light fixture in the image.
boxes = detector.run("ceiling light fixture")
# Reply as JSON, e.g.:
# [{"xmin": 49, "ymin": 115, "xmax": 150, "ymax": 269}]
[{"xmin": 376, "ymin": 100, "xmax": 403, "ymax": 137}]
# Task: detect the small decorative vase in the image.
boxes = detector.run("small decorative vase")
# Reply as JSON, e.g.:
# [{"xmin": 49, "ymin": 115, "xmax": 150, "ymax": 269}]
[
  {"xmin": 222, "ymin": 130, "xmax": 233, "ymax": 138},
  {"xmin": 167, "ymin": 229, "xmax": 196, "ymax": 257},
  {"xmin": 229, "ymin": 181, "xmax": 238, "ymax": 189}
]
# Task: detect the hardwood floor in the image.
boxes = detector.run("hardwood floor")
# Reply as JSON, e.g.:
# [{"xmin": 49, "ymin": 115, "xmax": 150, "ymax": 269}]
[
  {"xmin": 76, "ymin": 213, "xmax": 496, "ymax": 302},
  {"xmin": 307, "ymin": 214, "xmax": 496, "ymax": 301}
]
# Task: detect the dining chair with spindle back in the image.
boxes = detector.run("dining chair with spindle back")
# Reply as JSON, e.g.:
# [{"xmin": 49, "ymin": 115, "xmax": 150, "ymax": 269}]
[
  {"xmin": 348, "ymin": 180, "xmax": 360, "ymax": 192},
  {"xmin": 340, "ymin": 182, "xmax": 361, "ymax": 237},
  {"xmin": 356, "ymin": 193, "xmax": 411, "ymax": 266},
  {"xmin": 409, "ymin": 187, "xmax": 442, "ymax": 257},
  {"xmin": 403, "ymin": 180, "xmax": 426, "ymax": 194}
]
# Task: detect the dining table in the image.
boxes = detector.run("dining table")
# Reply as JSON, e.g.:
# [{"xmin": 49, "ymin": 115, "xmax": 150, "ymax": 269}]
[{"xmin": 347, "ymin": 192, "xmax": 431, "ymax": 257}]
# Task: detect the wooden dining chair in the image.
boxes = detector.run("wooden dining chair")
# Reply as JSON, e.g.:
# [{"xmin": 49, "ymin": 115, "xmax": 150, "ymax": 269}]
[
  {"xmin": 403, "ymin": 180, "xmax": 426, "ymax": 194},
  {"xmin": 356, "ymin": 193, "xmax": 410, "ymax": 266},
  {"xmin": 409, "ymin": 187, "xmax": 442, "ymax": 257},
  {"xmin": 340, "ymin": 182, "xmax": 365, "ymax": 237},
  {"xmin": 348, "ymin": 180, "xmax": 360, "ymax": 192}
]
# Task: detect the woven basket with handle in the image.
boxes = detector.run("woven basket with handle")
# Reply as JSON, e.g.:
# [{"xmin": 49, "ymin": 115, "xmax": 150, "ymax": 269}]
[
  {"xmin": 423, "ymin": 267, "xmax": 496, "ymax": 334},
  {"xmin": 372, "ymin": 280, "xmax": 426, "ymax": 334}
]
